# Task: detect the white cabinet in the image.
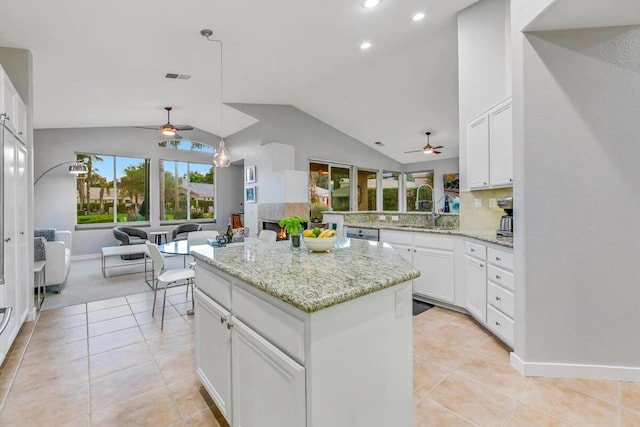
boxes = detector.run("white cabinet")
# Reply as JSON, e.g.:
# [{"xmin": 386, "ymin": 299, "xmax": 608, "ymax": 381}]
[
  {"xmin": 466, "ymin": 98, "xmax": 513, "ymax": 189},
  {"xmin": 486, "ymin": 247, "xmax": 514, "ymax": 346},
  {"xmin": 195, "ymin": 289, "xmax": 232, "ymax": 422},
  {"xmin": 464, "ymin": 243, "xmax": 487, "ymax": 323},
  {"xmin": 380, "ymin": 230, "xmax": 458, "ymax": 305},
  {"xmin": 232, "ymin": 317, "xmax": 305, "ymax": 427},
  {"xmin": 0, "ymin": 67, "xmax": 26, "ymax": 142}
]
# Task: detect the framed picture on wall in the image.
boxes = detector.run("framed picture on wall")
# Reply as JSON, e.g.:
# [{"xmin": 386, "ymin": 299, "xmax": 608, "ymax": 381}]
[
  {"xmin": 245, "ymin": 186, "xmax": 256, "ymax": 203},
  {"xmin": 245, "ymin": 165, "xmax": 256, "ymax": 184}
]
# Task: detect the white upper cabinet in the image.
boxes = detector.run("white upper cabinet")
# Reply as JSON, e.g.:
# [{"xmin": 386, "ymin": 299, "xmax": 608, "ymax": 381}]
[
  {"xmin": 467, "ymin": 114, "xmax": 490, "ymax": 189},
  {"xmin": 466, "ymin": 97, "xmax": 513, "ymax": 190},
  {"xmin": 488, "ymin": 99, "xmax": 513, "ymax": 187},
  {"xmin": 0, "ymin": 67, "xmax": 27, "ymax": 142}
]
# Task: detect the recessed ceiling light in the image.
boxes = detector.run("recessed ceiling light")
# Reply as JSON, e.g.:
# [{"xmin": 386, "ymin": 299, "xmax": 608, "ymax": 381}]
[
  {"xmin": 361, "ymin": 0, "xmax": 382, "ymax": 9},
  {"xmin": 360, "ymin": 41, "xmax": 372, "ymax": 50},
  {"xmin": 412, "ymin": 12, "xmax": 425, "ymax": 21}
]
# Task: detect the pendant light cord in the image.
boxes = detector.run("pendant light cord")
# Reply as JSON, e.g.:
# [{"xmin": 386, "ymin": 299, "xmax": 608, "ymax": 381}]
[{"xmin": 201, "ymin": 29, "xmax": 223, "ymax": 139}]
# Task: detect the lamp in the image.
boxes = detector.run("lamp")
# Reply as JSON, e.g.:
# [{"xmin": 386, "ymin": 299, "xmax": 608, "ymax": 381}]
[
  {"xmin": 34, "ymin": 161, "xmax": 88, "ymax": 186},
  {"xmin": 201, "ymin": 28, "xmax": 231, "ymax": 168}
]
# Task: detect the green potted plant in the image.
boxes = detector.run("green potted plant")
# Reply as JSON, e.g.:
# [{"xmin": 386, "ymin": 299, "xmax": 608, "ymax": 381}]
[{"xmin": 279, "ymin": 215, "xmax": 308, "ymax": 250}]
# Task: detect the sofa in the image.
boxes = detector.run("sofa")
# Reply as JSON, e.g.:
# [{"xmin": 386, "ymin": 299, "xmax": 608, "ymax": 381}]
[
  {"xmin": 34, "ymin": 228, "xmax": 72, "ymax": 291},
  {"xmin": 113, "ymin": 226, "xmax": 148, "ymax": 260}
]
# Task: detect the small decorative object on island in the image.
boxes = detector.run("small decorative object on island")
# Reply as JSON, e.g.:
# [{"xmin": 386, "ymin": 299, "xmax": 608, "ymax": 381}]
[
  {"xmin": 302, "ymin": 228, "xmax": 337, "ymax": 252},
  {"xmin": 278, "ymin": 216, "xmax": 308, "ymax": 251}
]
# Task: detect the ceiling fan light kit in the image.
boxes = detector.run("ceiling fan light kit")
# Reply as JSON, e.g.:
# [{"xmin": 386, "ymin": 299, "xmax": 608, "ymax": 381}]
[{"xmin": 403, "ymin": 131, "xmax": 444, "ymax": 155}]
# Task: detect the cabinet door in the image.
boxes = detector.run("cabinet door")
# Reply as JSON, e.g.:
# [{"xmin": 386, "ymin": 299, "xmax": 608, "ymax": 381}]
[
  {"xmin": 390, "ymin": 243, "xmax": 413, "ymax": 265},
  {"xmin": 15, "ymin": 97, "xmax": 27, "ymax": 142},
  {"xmin": 464, "ymin": 255, "xmax": 487, "ymax": 323},
  {"xmin": 413, "ymin": 247, "xmax": 455, "ymax": 303},
  {"xmin": 194, "ymin": 289, "xmax": 232, "ymax": 424},
  {"xmin": 489, "ymin": 99, "xmax": 513, "ymax": 187},
  {"xmin": 232, "ymin": 317, "xmax": 305, "ymax": 427},
  {"xmin": 1, "ymin": 72, "xmax": 17, "ymax": 134},
  {"xmin": 466, "ymin": 114, "xmax": 490, "ymax": 189}
]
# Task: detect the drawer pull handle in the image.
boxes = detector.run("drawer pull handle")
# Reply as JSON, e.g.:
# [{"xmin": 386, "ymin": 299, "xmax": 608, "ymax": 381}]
[
  {"xmin": 495, "ymin": 321, "xmax": 501, "ymax": 326},
  {"xmin": 495, "ymin": 275, "xmax": 501, "ymax": 279},
  {"xmin": 479, "ymin": 263, "xmax": 484, "ymax": 267},
  {"xmin": 227, "ymin": 323, "xmax": 234, "ymax": 330},
  {"xmin": 495, "ymin": 296, "xmax": 501, "ymax": 301},
  {"xmin": 220, "ymin": 317, "xmax": 226, "ymax": 324},
  {"xmin": 495, "ymin": 257, "xmax": 501, "ymax": 261},
  {"xmin": 470, "ymin": 248, "xmax": 475, "ymax": 252},
  {"xmin": 4, "ymin": 238, "xmax": 10, "ymax": 243}
]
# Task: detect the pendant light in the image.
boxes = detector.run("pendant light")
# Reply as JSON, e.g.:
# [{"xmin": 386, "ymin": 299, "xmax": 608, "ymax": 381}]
[{"xmin": 201, "ymin": 29, "xmax": 231, "ymax": 168}]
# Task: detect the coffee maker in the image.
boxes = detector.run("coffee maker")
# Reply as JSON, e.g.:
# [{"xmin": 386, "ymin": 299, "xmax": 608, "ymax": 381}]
[{"xmin": 496, "ymin": 197, "xmax": 513, "ymax": 238}]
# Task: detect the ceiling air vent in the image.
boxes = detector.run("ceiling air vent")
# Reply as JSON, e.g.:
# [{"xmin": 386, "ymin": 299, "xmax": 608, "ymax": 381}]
[
  {"xmin": 165, "ymin": 73, "xmax": 192, "ymax": 80},
  {"xmin": 374, "ymin": 141, "xmax": 384, "ymax": 146}
]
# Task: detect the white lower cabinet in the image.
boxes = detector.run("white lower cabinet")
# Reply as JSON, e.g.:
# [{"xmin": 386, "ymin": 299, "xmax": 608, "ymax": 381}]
[
  {"xmin": 195, "ymin": 290, "xmax": 232, "ymax": 422},
  {"xmin": 464, "ymin": 254, "xmax": 487, "ymax": 322},
  {"xmin": 380, "ymin": 230, "xmax": 458, "ymax": 305},
  {"xmin": 232, "ymin": 317, "xmax": 305, "ymax": 427}
]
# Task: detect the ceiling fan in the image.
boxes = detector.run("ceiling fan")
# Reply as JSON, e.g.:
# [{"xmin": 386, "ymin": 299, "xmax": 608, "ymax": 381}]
[
  {"xmin": 137, "ymin": 106, "xmax": 194, "ymax": 138},
  {"xmin": 404, "ymin": 131, "xmax": 443, "ymax": 155}
]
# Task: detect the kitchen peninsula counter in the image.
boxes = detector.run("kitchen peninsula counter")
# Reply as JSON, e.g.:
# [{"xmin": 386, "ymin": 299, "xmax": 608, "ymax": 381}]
[{"xmin": 191, "ymin": 237, "xmax": 417, "ymax": 427}]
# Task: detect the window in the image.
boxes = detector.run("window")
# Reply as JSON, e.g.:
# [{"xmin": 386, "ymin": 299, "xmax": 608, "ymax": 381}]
[
  {"xmin": 356, "ymin": 169, "xmax": 377, "ymax": 211},
  {"xmin": 382, "ymin": 172, "xmax": 400, "ymax": 211},
  {"xmin": 159, "ymin": 160, "xmax": 214, "ymax": 222},
  {"xmin": 406, "ymin": 171, "xmax": 434, "ymax": 212},
  {"xmin": 309, "ymin": 162, "xmax": 353, "ymax": 220},
  {"xmin": 159, "ymin": 140, "xmax": 215, "ymax": 153},
  {"xmin": 76, "ymin": 154, "xmax": 150, "ymax": 224}
]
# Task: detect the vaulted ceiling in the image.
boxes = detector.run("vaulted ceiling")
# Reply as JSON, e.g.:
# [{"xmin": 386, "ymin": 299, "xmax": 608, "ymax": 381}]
[{"xmin": 0, "ymin": 0, "xmax": 478, "ymax": 163}]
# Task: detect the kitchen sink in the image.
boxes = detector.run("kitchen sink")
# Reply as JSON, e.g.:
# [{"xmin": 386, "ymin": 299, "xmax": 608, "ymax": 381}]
[{"xmin": 396, "ymin": 225, "xmax": 448, "ymax": 231}]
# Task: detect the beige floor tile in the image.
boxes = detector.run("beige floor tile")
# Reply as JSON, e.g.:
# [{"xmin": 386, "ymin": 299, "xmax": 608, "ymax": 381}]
[
  {"xmin": 90, "ymin": 362, "xmax": 167, "ymax": 412},
  {"xmin": 429, "ymin": 306, "xmax": 471, "ymax": 323},
  {"xmin": 413, "ymin": 356, "xmax": 450, "ymax": 402},
  {"xmin": 454, "ymin": 352, "xmax": 530, "ymax": 398},
  {"xmin": 129, "ymin": 298, "xmax": 163, "ymax": 314},
  {"xmin": 90, "ymin": 341, "xmax": 153, "ymax": 379},
  {"xmin": 414, "ymin": 398, "xmax": 475, "ymax": 427},
  {"xmin": 522, "ymin": 377, "xmax": 617, "ymax": 426},
  {"xmin": 125, "ymin": 291, "xmax": 156, "ymax": 303},
  {"xmin": 622, "ymin": 381, "xmax": 640, "ymax": 413},
  {"xmin": 91, "ymin": 385, "xmax": 183, "ymax": 427},
  {"xmin": 12, "ymin": 356, "xmax": 88, "ymax": 390},
  {"xmin": 169, "ymin": 378, "xmax": 215, "ymax": 419},
  {"xmin": 621, "ymin": 408, "xmax": 640, "ymax": 427},
  {"xmin": 543, "ymin": 376, "xmax": 620, "ymax": 405},
  {"xmin": 29, "ymin": 323, "xmax": 87, "ymax": 346},
  {"xmin": 147, "ymin": 332, "xmax": 195, "ymax": 358},
  {"xmin": 88, "ymin": 314, "xmax": 138, "ymax": 337},
  {"xmin": 87, "ymin": 304, "xmax": 133, "ymax": 323},
  {"xmin": 134, "ymin": 305, "xmax": 181, "ymax": 326},
  {"xmin": 173, "ymin": 301, "xmax": 195, "ymax": 316},
  {"xmin": 87, "ymin": 296, "xmax": 128, "ymax": 311},
  {"xmin": 21, "ymin": 337, "xmax": 88, "ymax": 366},
  {"xmin": 156, "ymin": 351, "xmax": 198, "ymax": 386},
  {"xmin": 414, "ymin": 340, "xmax": 472, "ymax": 370},
  {"xmin": 36, "ymin": 312, "xmax": 87, "ymax": 330},
  {"xmin": 39, "ymin": 303, "xmax": 86, "ymax": 319},
  {"xmin": 506, "ymin": 403, "xmax": 573, "ymax": 426},
  {"xmin": 186, "ymin": 406, "xmax": 225, "ymax": 427},
  {"xmin": 89, "ymin": 326, "xmax": 145, "ymax": 355},
  {"xmin": 140, "ymin": 315, "xmax": 192, "ymax": 340},
  {"xmin": 428, "ymin": 373, "xmax": 517, "ymax": 427},
  {"xmin": 477, "ymin": 335, "xmax": 512, "ymax": 364}
]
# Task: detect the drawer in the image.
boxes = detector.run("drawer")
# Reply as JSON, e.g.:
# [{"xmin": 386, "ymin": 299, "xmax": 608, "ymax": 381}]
[
  {"xmin": 487, "ymin": 305, "xmax": 514, "ymax": 346},
  {"xmin": 414, "ymin": 233, "xmax": 455, "ymax": 250},
  {"xmin": 487, "ymin": 282, "xmax": 514, "ymax": 318},
  {"xmin": 195, "ymin": 266, "xmax": 231, "ymax": 310},
  {"xmin": 487, "ymin": 247, "xmax": 513, "ymax": 271},
  {"xmin": 233, "ymin": 286, "xmax": 305, "ymax": 364},
  {"xmin": 465, "ymin": 240, "xmax": 486, "ymax": 261},
  {"xmin": 487, "ymin": 264, "xmax": 514, "ymax": 291}
]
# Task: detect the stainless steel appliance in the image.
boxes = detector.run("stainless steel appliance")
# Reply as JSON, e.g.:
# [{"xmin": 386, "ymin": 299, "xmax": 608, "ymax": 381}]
[
  {"xmin": 345, "ymin": 227, "xmax": 379, "ymax": 241},
  {"xmin": 497, "ymin": 197, "xmax": 513, "ymax": 238}
]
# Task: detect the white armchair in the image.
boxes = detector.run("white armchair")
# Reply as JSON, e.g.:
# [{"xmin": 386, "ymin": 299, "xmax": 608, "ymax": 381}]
[{"xmin": 34, "ymin": 229, "xmax": 71, "ymax": 290}]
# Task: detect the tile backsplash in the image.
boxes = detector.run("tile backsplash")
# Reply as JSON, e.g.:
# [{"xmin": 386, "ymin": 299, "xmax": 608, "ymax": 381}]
[{"xmin": 459, "ymin": 188, "xmax": 513, "ymax": 233}]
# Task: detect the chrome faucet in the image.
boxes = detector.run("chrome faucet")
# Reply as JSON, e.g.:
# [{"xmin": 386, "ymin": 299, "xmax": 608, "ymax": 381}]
[{"xmin": 415, "ymin": 184, "xmax": 440, "ymax": 225}]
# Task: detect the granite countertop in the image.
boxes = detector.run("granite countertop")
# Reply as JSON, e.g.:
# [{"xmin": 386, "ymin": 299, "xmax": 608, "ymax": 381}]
[
  {"xmin": 346, "ymin": 223, "xmax": 513, "ymax": 248},
  {"xmin": 190, "ymin": 238, "xmax": 420, "ymax": 313}
]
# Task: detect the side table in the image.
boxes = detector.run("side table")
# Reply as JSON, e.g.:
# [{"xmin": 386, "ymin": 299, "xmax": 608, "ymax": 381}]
[
  {"xmin": 34, "ymin": 260, "xmax": 46, "ymax": 311},
  {"xmin": 149, "ymin": 231, "xmax": 169, "ymax": 245}
]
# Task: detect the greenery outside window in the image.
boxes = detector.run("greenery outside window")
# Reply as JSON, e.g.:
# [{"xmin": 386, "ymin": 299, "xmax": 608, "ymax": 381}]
[
  {"xmin": 405, "ymin": 171, "xmax": 435, "ymax": 212},
  {"xmin": 356, "ymin": 169, "xmax": 377, "ymax": 211},
  {"xmin": 382, "ymin": 171, "xmax": 400, "ymax": 211},
  {"xmin": 76, "ymin": 154, "xmax": 150, "ymax": 225},
  {"xmin": 160, "ymin": 160, "xmax": 214, "ymax": 222}
]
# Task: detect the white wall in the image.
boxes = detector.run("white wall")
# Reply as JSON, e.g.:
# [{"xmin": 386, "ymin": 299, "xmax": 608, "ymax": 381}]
[
  {"xmin": 458, "ymin": 0, "xmax": 511, "ymax": 190},
  {"xmin": 512, "ymin": 1, "xmax": 640, "ymax": 378},
  {"xmin": 34, "ymin": 127, "xmax": 224, "ymax": 256},
  {"xmin": 403, "ymin": 157, "xmax": 459, "ymax": 212}
]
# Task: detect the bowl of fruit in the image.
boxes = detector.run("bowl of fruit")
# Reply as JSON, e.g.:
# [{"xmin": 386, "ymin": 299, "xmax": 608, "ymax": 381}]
[{"xmin": 302, "ymin": 228, "xmax": 337, "ymax": 252}]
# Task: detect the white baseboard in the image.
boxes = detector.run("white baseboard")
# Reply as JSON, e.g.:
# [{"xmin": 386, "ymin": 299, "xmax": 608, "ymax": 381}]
[
  {"xmin": 510, "ymin": 352, "xmax": 640, "ymax": 381},
  {"xmin": 71, "ymin": 253, "xmax": 101, "ymax": 261}
]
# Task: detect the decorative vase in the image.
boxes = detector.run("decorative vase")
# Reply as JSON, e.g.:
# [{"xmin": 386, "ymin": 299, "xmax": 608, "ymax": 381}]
[{"xmin": 290, "ymin": 234, "xmax": 301, "ymax": 251}]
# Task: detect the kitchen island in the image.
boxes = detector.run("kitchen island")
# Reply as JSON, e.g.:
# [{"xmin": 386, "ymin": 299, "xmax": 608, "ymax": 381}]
[{"xmin": 191, "ymin": 238, "xmax": 419, "ymax": 427}]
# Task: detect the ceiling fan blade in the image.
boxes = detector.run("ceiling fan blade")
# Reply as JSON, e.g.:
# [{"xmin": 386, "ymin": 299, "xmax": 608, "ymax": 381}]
[
  {"xmin": 174, "ymin": 133, "xmax": 183, "ymax": 139},
  {"xmin": 175, "ymin": 125, "xmax": 194, "ymax": 131},
  {"xmin": 133, "ymin": 126, "xmax": 160, "ymax": 130},
  {"xmin": 432, "ymin": 150, "xmax": 442, "ymax": 154},
  {"xmin": 432, "ymin": 145, "xmax": 444, "ymax": 150},
  {"xmin": 404, "ymin": 149, "xmax": 424, "ymax": 153}
]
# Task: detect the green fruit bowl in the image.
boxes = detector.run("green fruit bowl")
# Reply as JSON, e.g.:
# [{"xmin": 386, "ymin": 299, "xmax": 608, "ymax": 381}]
[{"xmin": 303, "ymin": 236, "xmax": 336, "ymax": 252}]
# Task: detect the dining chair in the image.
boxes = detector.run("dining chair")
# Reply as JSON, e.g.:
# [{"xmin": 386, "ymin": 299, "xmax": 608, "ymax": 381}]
[
  {"xmin": 186, "ymin": 230, "xmax": 220, "ymax": 269},
  {"xmin": 146, "ymin": 242, "xmax": 195, "ymax": 329},
  {"xmin": 258, "ymin": 229, "xmax": 277, "ymax": 243}
]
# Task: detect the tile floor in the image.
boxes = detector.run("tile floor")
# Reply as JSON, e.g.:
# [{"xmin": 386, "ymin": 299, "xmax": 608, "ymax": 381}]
[{"xmin": 1, "ymin": 294, "xmax": 639, "ymax": 426}]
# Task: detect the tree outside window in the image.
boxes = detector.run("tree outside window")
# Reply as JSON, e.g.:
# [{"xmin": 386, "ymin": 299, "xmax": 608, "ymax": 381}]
[{"xmin": 159, "ymin": 160, "xmax": 214, "ymax": 221}]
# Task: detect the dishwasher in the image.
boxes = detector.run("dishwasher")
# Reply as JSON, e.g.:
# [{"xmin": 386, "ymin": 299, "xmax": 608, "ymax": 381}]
[{"xmin": 345, "ymin": 226, "xmax": 379, "ymax": 241}]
